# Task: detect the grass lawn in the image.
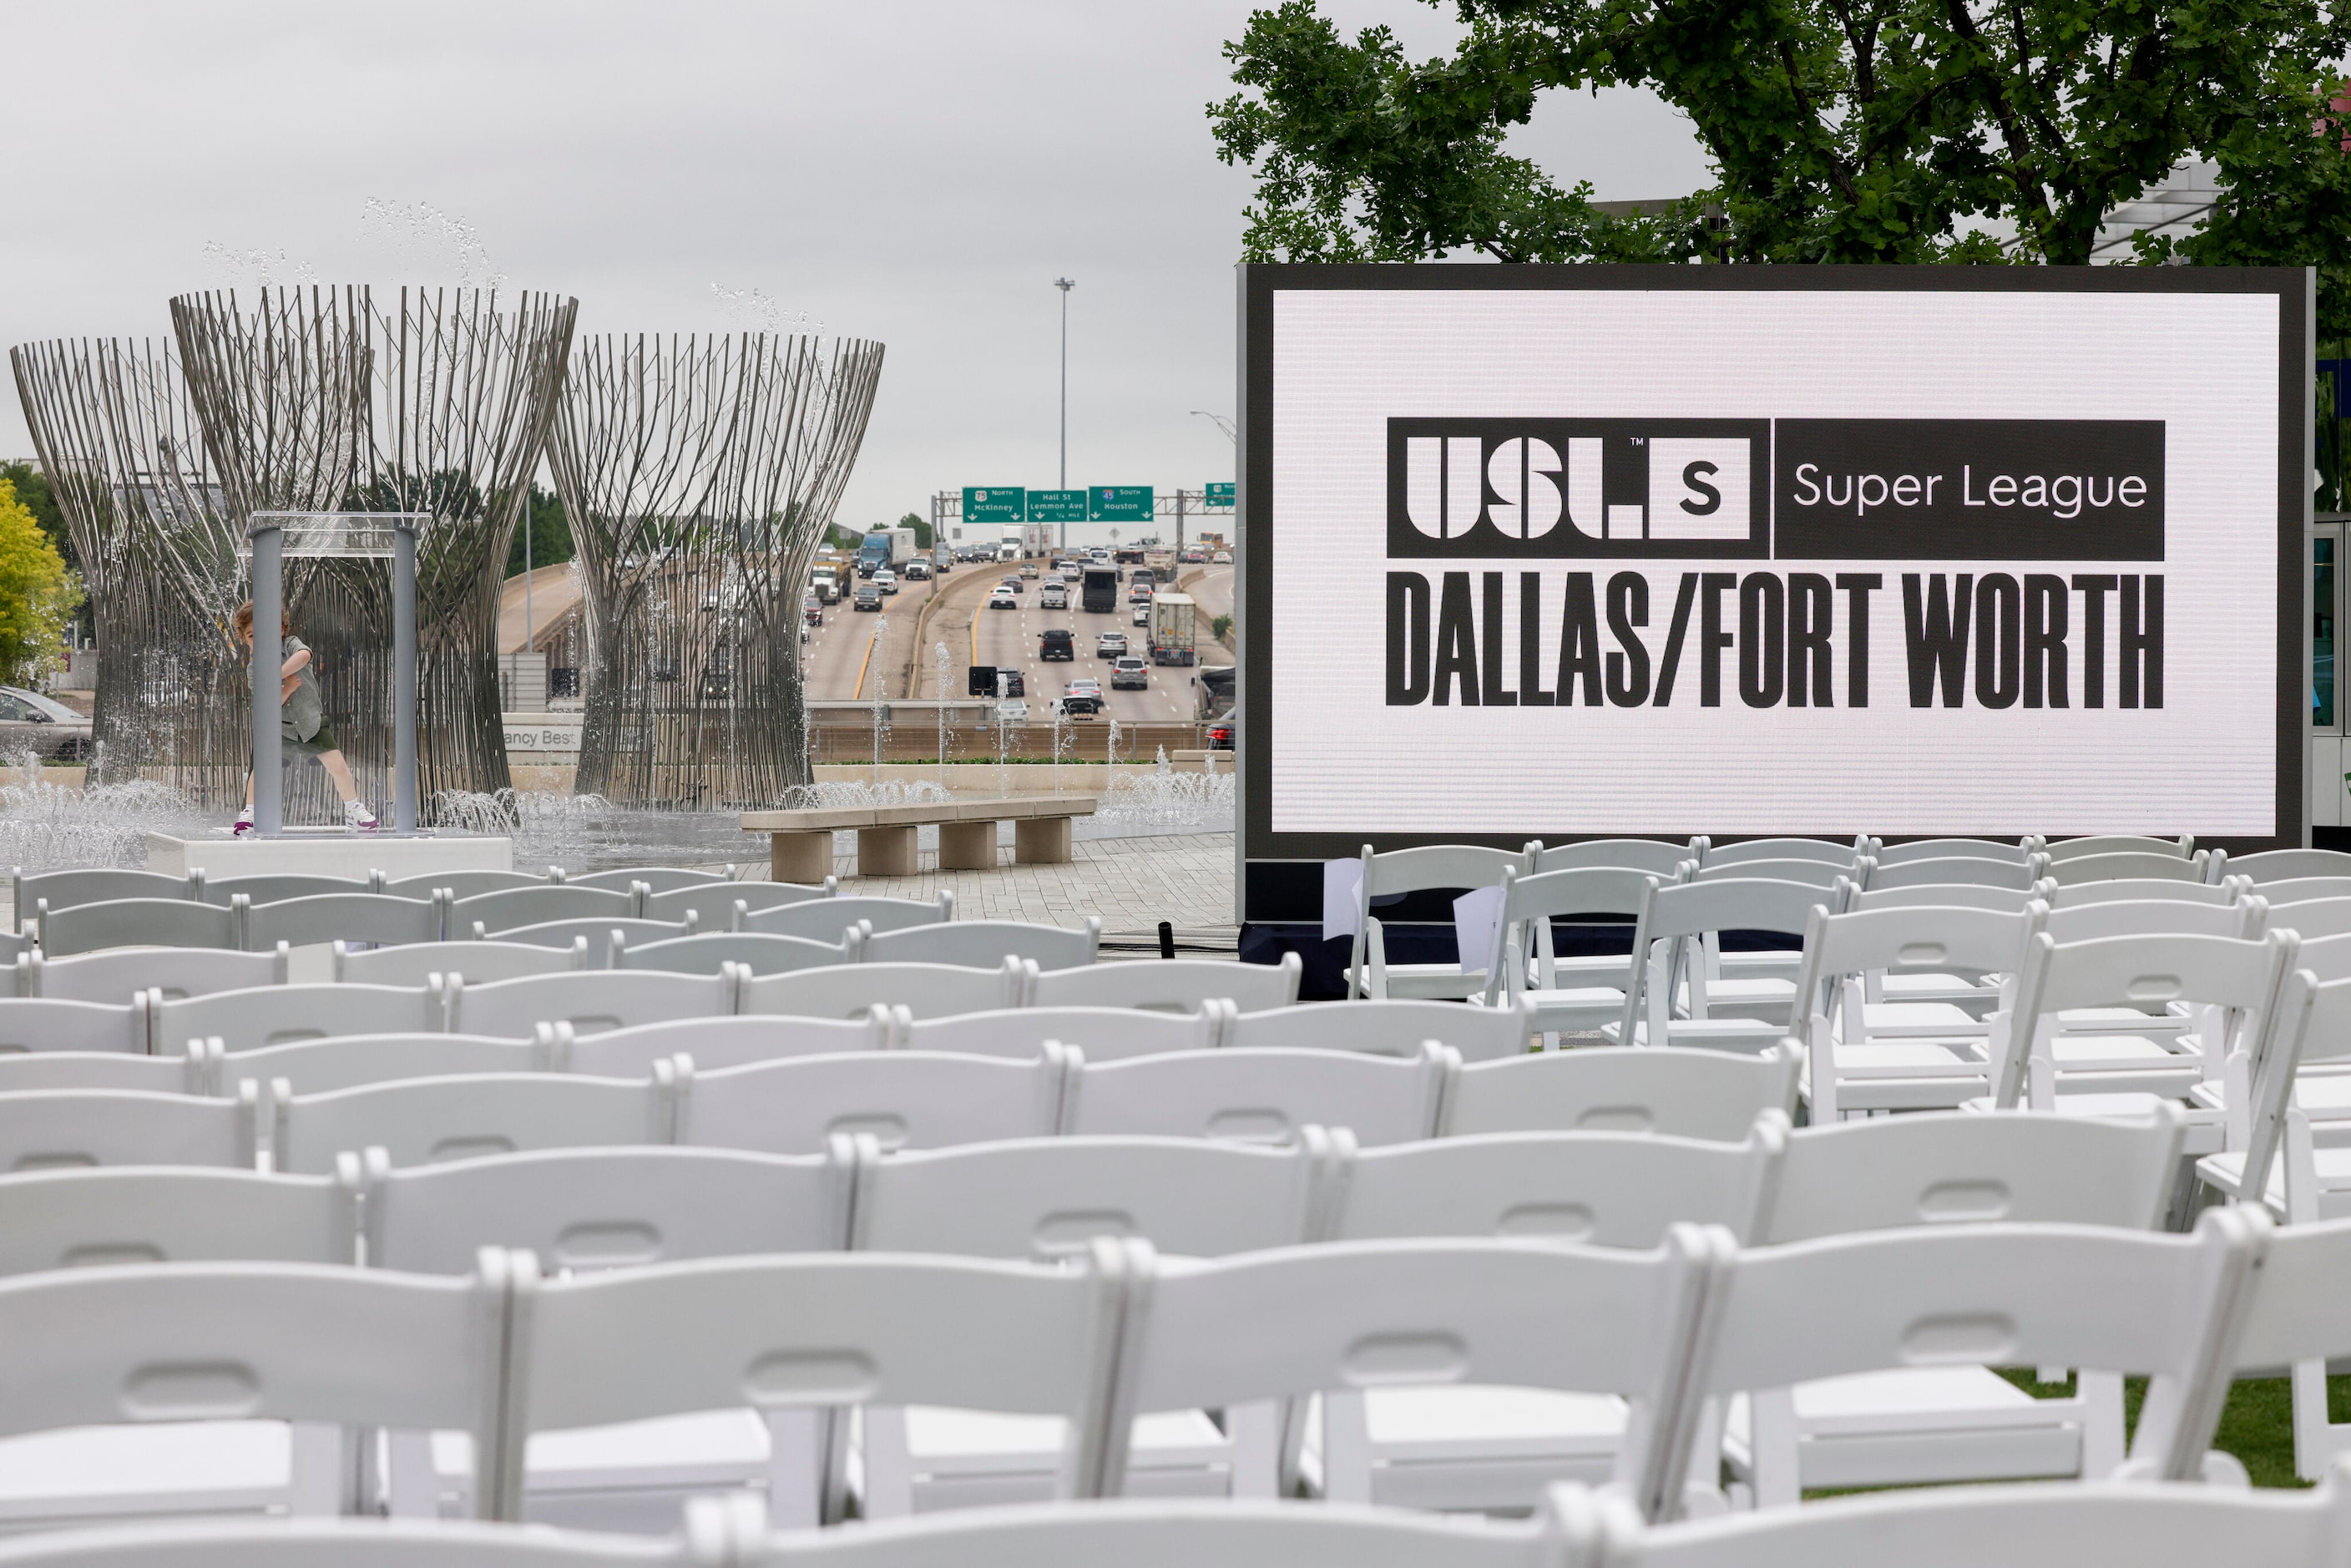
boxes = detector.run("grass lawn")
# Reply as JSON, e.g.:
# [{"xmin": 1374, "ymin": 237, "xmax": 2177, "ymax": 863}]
[{"xmin": 1995, "ymin": 1370, "xmax": 2345, "ymax": 1488}]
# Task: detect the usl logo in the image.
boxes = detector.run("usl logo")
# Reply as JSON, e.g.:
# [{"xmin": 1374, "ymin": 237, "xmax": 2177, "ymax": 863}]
[{"xmin": 1386, "ymin": 419, "xmax": 1769, "ymax": 559}]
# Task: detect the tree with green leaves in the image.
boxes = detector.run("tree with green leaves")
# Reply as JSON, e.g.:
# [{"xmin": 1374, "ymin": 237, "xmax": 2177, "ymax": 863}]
[
  {"xmin": 503, "ymin": 483, "xmax": 575, "ymax": 579},
  {"xmin": 1211, "ymin": 0, "xmax": 2351, "ymax": 325},
  {"xmin": 0, "ymin": 462, "xmax": 75, "ymax": 573},
  {"xmin": 899, "ymin": 511, "xmax": 933, "ymax": 549},
  {"xmin": 0, "ymin": 478, "xmax": 82, "ymax": 687}
]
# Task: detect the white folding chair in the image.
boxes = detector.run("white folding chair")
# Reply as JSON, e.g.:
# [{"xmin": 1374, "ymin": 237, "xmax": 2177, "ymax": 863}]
[
  {"xmin": 382, "ymin": 869, "xmax": 553, "ymax": 902},
  {"xmin": 42, "ymin": 898, "xmax": 241, "ymax": 958},
  {"xmin": 0, "ymin": 1513, "xmax": 726, "ymax": 1565},
  {"xmin": 19, "ymin": 946, "xmax": 286, "ymax": 1004},
  {"xmin": 1471, "ymin": 867, "xmax": 1661, "ymax": 1045},
  {"xmin": 0, "ymin": 1050, "xmax": 210, "ymax": 1095},
  {"xmin": 1689, "ymin": 859, "xmax": 1858, "ymax": 892},
  {"xmin": 0, "ymin": 1088, "xmax": 259, "ymax": 1170},
  {"xmin": 2049, "ymin": 877, "xmax": 2241, "ymax": 908},
  {"xmin": 737, "ymin": 893, "xmax": 940, "ymax": 940},
  {"xmin": 1315, "ymin": 1126, "xmax": 1782, "ymax": 1514},
  {"xmin": 550, "ymin": 1011, "xmax": 892, "ymax": 1078},
  {"xmin": 2040, "ymin": 834, "xmax": 2194, "ymax": 862},
  {"xmin": 1698, "ymin": 837, "xmax": 1870, "ymax": 868},
  {"xmin": 1524, "ymin": 838, "xmax": 1701, "ymax": 876},
  {"xmin": 366, "ymin": 1145, "xmax": 855, "ymax": 1528},
  {"xmin": 497, "ymin": 1249, "xmax": 1133, "ymax": 1523},
  {"xmin": 2208, "ymin": 847, "xmax": 2351, "ymax": 884},
  {"xmin": 445, "ymin": 971, "xmax": 732, "ymax": 1040},
  {"xmin": 862, "ymin": 919, "xmax": 1100, "ymax": 972},
  {"xmin": 1060, "ymin": 1044, "xmax": 1453, "ymax": 1146},
  {"xmin": 246, "ymin": 893, "xmax": 444, "ymax": 953},
  {"xmin": 152, "ymin": 984, "xmax": 442, "ymax": 1057},
  {"xmin": 336, "ymin": 940, "xmax": 588, "ymax": 987},
  {"xmin": 2036, "ymin": 897, "xmax": 2263, "ymax": 1092},
  {"xmin": 0, "ymin": 998, "xmax": 145, "ymax": 1055},
  {"xmin": 1861, "ymin": 856, "xmax": 2045, "ymax": 892},
  {"xmin": 1662, "ymin": 1210, "xmax": 2269, "ymax": 1513},
  {"xmin": 1613, "ymin": 880, "xmax": 1836, "ymax": 1051},
  {"xmin": 644, "ymin": 878, "xmax": 838, "ymax": 932},
  {"xmin": 200, "ymin": 874, "xmax": 377, "ymax": 908},
  {"xmin": 849, "ymin": 1136, "xmax": 1329, "ymax": 1506},
  {"xmin": 1104, "ymin": 1234, "xmax": 1716, "ymax": 1518},
  {"xmin": 1730, "ymin": 1107, "xmax": 2188, "ymax": 1504},
  {"xmin": 2265, "ymin": 898, "xmax": 2351, "ymax": 945},
  {"xmin": 1787, "ymin": 903, "xmax": 2040, "ymax": 1119},
  {"xmin": 453, "ymin": 887, "xmax": 639, "ymax": 937},
  {"xmin": 2047, "ymin": 850, "xmax": 2213, "ymax": 887},
  {"xmin": 902, "ymin": 1006, "xmax": 1212, "ymax": 1061},
  {"xmin": 13, "ymin": 867, "xmax": 196, "ymax": 933},
  {"xmin": 0, "ymin": 1165, "xmax": 356, "ymax": 1274},
  {"xmin": 220, "ymin": 1034, "xmax": 544, "ymax": 1098},
  {"xmin": 614, "ymin": 933, "xmax": 844, "ymax": 977},
  {"xmin": 0, "ymin": 1252, "xmax": 515, "ymax": 1524},
  {"xmin": 269, "ymin": 1074, "xmax": 675, "ymax": 1175},
  {"xmin": 2207, "ymin": 1216, "xmax": 2351, "ymax": 1482},
  {"xmin": 718, "ymin": 1495, "xmax": 1565, "ymax": 1568},
  {"xmin": 1027, "ymin": 954, "xmax": 1299, "ymax": 1013},
  {"xmin": 2249, "ymin": 875, "xmax": 2351, "ymax": 907},
  {"xmin": 1558, "ymin": 1465, "xmax": 2351, "ymax": 1568},
  {"xmin": 1869, "ymin": 837, "xmax": 2039, "ymax": 867},
  {"xmin": 1221, "ymin": 998, "xmax": 1533, "ymax": 1061},
  {"xmin": 1846, "ymin": 882, "xmax": 2052, "ymax": 913},
  {"xmin": 1441, "ymin": 1046, "xmax": 1799, "ymax": 1142},
  {"xmin": 1977, "ymin": 932, "xmax": 2297, "ymax": 1161},
  {"xmin": 568, "ymin": 868, "xmax": 726, "ymax": 895},
  {"xmin": 1346, "ymin": 844, "xmax": 1528, "ymax": 1001},
  {"xmin": 673, "ymin": 1050, "xmax": 1071, "ymax": 1155},
  {"xmin": 738, "ymin": 961, "xmax": 1024, "ymax": 1020},
  {"xmin": 477, "ymin": 918, "xmax": 692, "ymax": 969}
]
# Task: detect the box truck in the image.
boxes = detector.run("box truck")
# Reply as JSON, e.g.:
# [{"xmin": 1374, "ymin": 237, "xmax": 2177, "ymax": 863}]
[{"xmin": 1149, "ymin": 592, "xmax": 1197, "ymax": 666}]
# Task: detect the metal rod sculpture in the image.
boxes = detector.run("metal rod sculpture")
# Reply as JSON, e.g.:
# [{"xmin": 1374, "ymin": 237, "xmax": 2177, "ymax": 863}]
[
  {"xmin": 9, "ymin": 337, "xmax": 249, "ymax": 802},
  {"xmin": 548, "ymin": 332, "xmax": 884, "ymax": 806},
  {"xmin": 169, "ymin": 286, "xmax": 577, "ymax": 816}
]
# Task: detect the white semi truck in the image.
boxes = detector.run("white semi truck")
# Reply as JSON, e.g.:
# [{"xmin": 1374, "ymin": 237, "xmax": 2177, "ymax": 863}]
[{"xmin": 1149, "ymin": 592, "xmax": 1197, "ymax": 666}]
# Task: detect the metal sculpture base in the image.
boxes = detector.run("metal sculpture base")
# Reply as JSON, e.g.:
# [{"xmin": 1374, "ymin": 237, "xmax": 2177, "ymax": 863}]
[{"xmin": 146, "ymin": 832, "xmax": 513, "ymax": 880}]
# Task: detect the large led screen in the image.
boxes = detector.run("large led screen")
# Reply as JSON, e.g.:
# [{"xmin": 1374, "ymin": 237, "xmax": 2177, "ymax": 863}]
[{"xmin": 1237, "ymin": 265, "xmax": 2309, "ymax": 913}]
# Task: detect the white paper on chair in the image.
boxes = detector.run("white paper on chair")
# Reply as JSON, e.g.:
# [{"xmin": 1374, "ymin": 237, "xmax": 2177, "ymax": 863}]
[
  {"xmin": 1322, "ymin": 859, "xmax": 1365, "ymax": 943},
  {"xmin": 1452, "ymin": 884, "xmax": 1505, "ymax": 976}
]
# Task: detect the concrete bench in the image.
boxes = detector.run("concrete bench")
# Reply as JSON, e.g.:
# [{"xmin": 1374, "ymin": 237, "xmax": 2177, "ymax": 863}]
[{"xmin": 741, "ymin": 796, "xmax": 1098, "ymax": 882}]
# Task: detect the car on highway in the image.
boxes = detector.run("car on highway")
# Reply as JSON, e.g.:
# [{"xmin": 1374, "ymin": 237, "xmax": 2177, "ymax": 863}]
[
  {"xmin": 0, "ymin": 687, "xmax": 90, "ymax": 761},
  {"xmin": 1129, "ymin": 579, "xmax": 1154, "ymax": 604},
  {"xmin": 1110, "ymin": 656, "xmax": 1150, "ymax": 690},
  {"xmin": 873, "ymin": 569, "xmax": 897, "ymax": 595},
  {"xmin": 1039, "ymin": 628, "xmax": 1074, "ymax": 661},
  {"xmin": 902, "ymin": 559, "xmax": 930, "ymax": 581},
  {"xmin": 1057, "ymin": 686, "xmax": 1103, "ymax": 718},
  {"xmin": 1206, "ymin": 710, "xmax": 1235, "ymax": 750},
  {"xmin": 1039, "ymin": 582, "xmax": 1067, "ymax": 609},
  {"xmin": 1212, "ymin": 549, "xmax": 1232, "ymax": 564},
  {"xmin": 803, "ymin": 594, "xmax": 824, "ymax": 627},
  {"xmin": 988, "ymin": 586, "xmax": 1018, "ymax": 610},
  {"xmin": 993, "ymin": 669, "xmax": 1026, "ymax": 697},
  {"xmin": 853, "ymin": 584, "xmax": 882, "ymax": 612},
  {"xmin": 1131, "ymin": 604, "xmax": 1150, "ymax": 626},
  {"xmin": 1181, "ymin": 548, "xmax": 1206, "ymax": 564},
  {"xmin": 999, "ymin": 575, "xmax": 1024, "ymax": 594},
  {"xmin": 1095, "ymin": 631, "xmax": 1127, "ymax": 658},
  {"xmin": 1019, "ymin": 562, "xmax": 1040, "ymax": 579},
  {"xmin": 993, "ymin": 699, "xmax": 1030, "ymax": 724}
]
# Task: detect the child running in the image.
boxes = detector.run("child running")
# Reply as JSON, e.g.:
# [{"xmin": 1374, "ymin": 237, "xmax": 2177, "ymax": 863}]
[{"xmin": 232, "ymin": 601, "xmax": 379, "ymax": 834}]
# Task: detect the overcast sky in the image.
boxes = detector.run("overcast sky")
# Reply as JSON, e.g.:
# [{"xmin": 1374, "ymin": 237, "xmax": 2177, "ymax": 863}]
[{"xmin": 0, "ymin": 0, "xmax": 1711, "ymax": 544}]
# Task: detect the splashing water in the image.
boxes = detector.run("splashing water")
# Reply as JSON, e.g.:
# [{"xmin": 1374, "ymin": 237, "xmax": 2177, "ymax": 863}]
[
  {"xmin": 360, "ymin": 200, "xmax": 506, "ymax": 290},
  {"xmin": 1095, "ymin": 769, "xmax": 1234, "ymax": 832},
  {"xmin": 434, "ymin": 780, "xmax": 958, "ymax": 873},
  {"xmin": 710, "ymin": 283, "xmax": 823, "ymax": 336},
  {"xmin": 0, "ymin": 755, "xmax": 210, "ymax": 873},
  {"xmin": 200, "ymin": 240, "xmax": 320, "ymax": 290}
]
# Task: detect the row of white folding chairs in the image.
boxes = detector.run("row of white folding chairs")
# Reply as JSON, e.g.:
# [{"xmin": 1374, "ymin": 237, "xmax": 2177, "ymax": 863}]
[
  {"xmin": 0, "ymin": 953, "xmax": 1310, "ymax": 1062},
  {"xmin": 0, "ymin": 1104, "xmax": 2186, "ymax": 1525},
  {"xmin": 0, "ymin": 1205, "xmax": 2310, "ymax": 1532},
  {"xmin": 10, "ymin": 863, "xmax": 741, "ymax": 931},
  {"xmin": 1341, "ymin": 835, "xmax": 2197, "ymax": 1001},
  {"xmin": 8, "ymin": 1475, "xmax": 2346, "ymax": 1568},
  {"xmin": 0, "ymin": 1040, "xmax": 1802, "ymax": 1172},
  {"xmin": 28, "ymin": 877, "xmax": 839, "ymax": 960}
]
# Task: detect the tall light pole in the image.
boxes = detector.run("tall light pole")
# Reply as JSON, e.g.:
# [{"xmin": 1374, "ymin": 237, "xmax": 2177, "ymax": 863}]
[{"xmin": 1054, "ymin": 276, "xmax": 1074, "ymax": 551}]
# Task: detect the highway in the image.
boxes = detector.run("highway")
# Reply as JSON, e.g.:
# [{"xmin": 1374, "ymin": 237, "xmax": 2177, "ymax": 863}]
[{"xmin": 801, "ymin": 556, "xmax": 1234, "ymax": 723}]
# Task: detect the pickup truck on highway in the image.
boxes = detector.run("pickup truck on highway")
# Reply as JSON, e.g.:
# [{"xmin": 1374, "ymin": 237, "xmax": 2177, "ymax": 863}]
[{"xmin": 1039, "ymin": 628, "xmax": 1074, "ymax": 661}]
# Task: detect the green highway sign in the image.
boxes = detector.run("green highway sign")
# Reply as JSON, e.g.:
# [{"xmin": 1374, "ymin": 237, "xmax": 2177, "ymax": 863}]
[
  {"xmin": 1027, "ymin": 488, "xmax": 1087, "ymax": 522},
  {"xmin": 1205, "ymin": 482, "xmax": 1235, "ymax": 507},
  {"xmin": 1090, "ymin": 485, "xmax": 1153, "ymax": 522},
  {"xmin": 963, "ymin": 486, "xmax": 1025, "ymax": 523}
]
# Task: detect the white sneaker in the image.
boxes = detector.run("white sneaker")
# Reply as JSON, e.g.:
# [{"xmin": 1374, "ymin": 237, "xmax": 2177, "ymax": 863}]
[{"xmin": 345, "ymin": 801, "xmax": 381, "ymax": 833}]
